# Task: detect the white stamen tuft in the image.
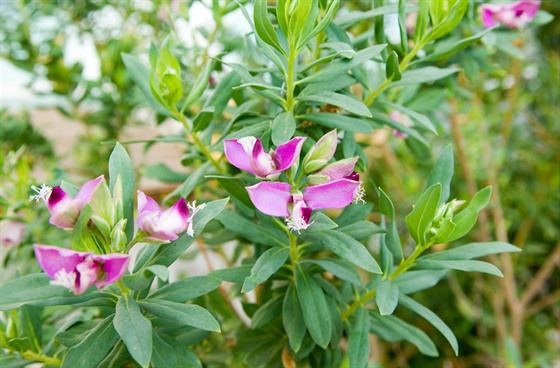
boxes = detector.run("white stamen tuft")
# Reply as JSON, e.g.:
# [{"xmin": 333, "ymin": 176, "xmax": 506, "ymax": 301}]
[
  {"xmin": 285, "ymin": 216, "xmax": 312, "ymax": 234},
  {"xmin": 29, "ymin": 184, "xmax": 52, "ymax": 203},
  {"xmin": 50, "ymin": 269, "xmax": 77, "ymax": 291},
  {"xmin": 186, "ymin": 201, "xmax": 207, "ymax": 237},
  {"xmin": 353, "ymin": 181, "xmax": 366, "ymax": 204},
  {"xmin": 237, "ymin": 136, "xmax": 257, "ymax": 155}
]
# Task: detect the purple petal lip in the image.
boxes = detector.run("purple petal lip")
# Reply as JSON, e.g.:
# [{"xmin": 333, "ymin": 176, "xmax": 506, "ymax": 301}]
[
  {"xmin": 246, "ymin": 182, "xmax": 292, "ymax": 217},
  {"xmin": 34, "ymin": 244, "xmax": 90, "ymax": 279},
  {"xmin": 303, "ymin": 178, "xmax": 360, "ymax": 210},
  {"xmin": 74, "ymin": 175, "xmax": 105, "ymax": 209},
  {"xmin": 93, "ymin": 253, "xmax": 129, "ymax": 287},
  {"xmin": 273, "ymin": 137, "xmax": 306, "ymax": 172},
  {"xmin": 136, "ymin": 191, "xmax": 190, "ymax": 241},
  {"xmin": 316, "ymin": 156, "xmax": 359, "ymax": 181},
  {"xmin": 224, "ymin": 139, "xmax": 258, "ymax": 175}
]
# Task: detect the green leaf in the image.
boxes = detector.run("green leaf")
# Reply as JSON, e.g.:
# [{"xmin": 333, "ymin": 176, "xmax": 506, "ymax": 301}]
[
  {"xmin": 394, "ymin": 270, "xmax": 448, "ymax": 294},
  {"xmin": 424, "ymin": 241, "xmax": 521, "ymax": 261},
  {"xmin": 251, "ymin": 295, "xmax": 283, "ymax": 328},
  {"xmin": 271, "ymin": 112, "xmax": 296, "ymax": 145},
  {"xmin": 109, "ymin": 143, "xmax": 135, "ymax": 242},
  {"xmin": 338, "ymin": 221, "xmax": 385, "ymax": 240},
  {"xmin": 242, "ymin": 246, "xmax": 290, "ymax": 292},
  {"xmin": 308, "ymin": 258, "xmax": 362, "ymax": 286},
  {"xmin": 150, "ymin": 276, "xmax": 221, "ymax": 302},
  {"xmin": 320, "ymin": 42, "xmax": 356, "ymax": 59},
  {"xmin": 70, "ymin": 205, "xmax": 94, "ymax": 252},
  {"xmin": 385, "ymin": 51, "xmax": 402, "ymax": 81},
  {"xmin": 121, "ymin": 53, "xmax": 170, "ymax": 116},
  {"xmin": 306, "ymin": 212, "xmax": 339, "ymax": 232},
  {"xmin": 204, "ymin": 72, "xmax": 242, "ymax": 116},
  {"xmin": 61, "ymin": 315, "xmax": 118, "ymax": 368},
  {"xmin": 294, "ymin": 266, "xmax": 332, "ymax": 349},
  {"xmin": 217, "ymin": 210, "xmax": 287, "ymax": 246},
  {"xmin": 143, "ymin": 163, "xmax": 187, "ymax": 183},
  {"xmin": 383, "ymin": 102, "xmax": 438, "ymax": 135},
  {"xmin": 369, "ymin": 313, "xmax": 438, "ymax": 356},
  {"xmin": 335, "ymin": 203, "xmax": 373, "ymax": 227},
  {"xmin": 183, "ymin": 61, "xmax": 214, "ymax": 110},
  {"xmin": 415, "ymin": 259, "xmax": 504, "ymax": 277},
  {"xmin": 140, "ymin": 299, "xmax": 220, "ymax": 332},
  {"xmin": 210, "ymin": 265, "xmax": 252, "ymax": 283},
  {"xmin": 114, "ymin": 296, "xmax": 152, "ymax": 368},
  {"xmin": 348, "ymin": 306, "xmax": 370, "ymax": 368},
  {"xmin": 193, "ymin": 107, "xmax": 215, "ymax": 132},
  {"xmin": 0, "ymin": 274, "xmax": 110, "ymax": 310},
  {"xmin": 164, "ymin": 161, "xmax": 211, "ymax": 202},
  {"xmin": 447, "ymin": 186, "xmax": 492, "ymax": 242},
  {"xmin": 298, "ymin": 0, "xmax": 340, "ymax": 49},
  {"xmin": 297, "ymin": 92, "xmax": 372, "ymax": 117},
  {"xmin": 304, "ymin": 230, "xmax": 381, "ymax": 274},
  {"xmin": 426, "ymin": 0, "xmax": 468, "ymax": 43},
  {"xmin": 283, "ymin": 284, "xmax": 306, "ymax": 352},
  {"xmin": 253, "ymin": 0, "xmax": 285, "ymax": 54},
  {"xmin": 417, "ymin": 28, "xmax": 494, "ymax": 64},
  {"xmin": 378, "ymin": 188, "xmax": 403, "ymax": 261},
  {"xmin": 398, "ymin": 295, "xmax": 458, "ymax": 355},
  {"xmin": 391, "ymin": 67, "xmax": 460, "ymax": 86},
  {"xmin": 376, "ymin": 279, "xmax": 399, "ymax": 315},
  {"xmin": 335, "ymin": 4, "xmax": 400, "ymax": 29},
  {"xmin": 405, "ymin": 183, "xmax": 442, "ymax": 245},
  {"xmin": 298, "ymin": 113, "xmax": 372, "ymax": 133},
  {"xmin": 151, "ymin": 332, "xmax": 177, "ymax": 368},
  {"xmin": 209, "ymin": 175, "xmax": 255, "ymax": 210},
  {"xmin": 425, "ymin": 145, "xmax": 454, "ymax": 204}
]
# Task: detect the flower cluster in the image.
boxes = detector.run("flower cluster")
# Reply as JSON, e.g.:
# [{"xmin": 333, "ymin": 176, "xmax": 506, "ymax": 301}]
[
  {"xmin": 225, "ymin": 130, "xmax": 364, "ymax": 232},
  {"xmin": 30, "ymin": 175, "xmax": 204, "ymax": 295},
  {"xmin": 481, "ymin": 0, "xmax": 540, "ymax": 29}
]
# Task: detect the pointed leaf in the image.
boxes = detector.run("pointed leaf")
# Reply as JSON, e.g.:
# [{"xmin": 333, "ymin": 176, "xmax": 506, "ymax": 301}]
[
  {"xmin": 114, "ymin": 296, "xmax": 152, "ymax": 368},
  {"xmin": 348, "ymin": 306, "xmax": 370, "ymax": 368},
  {"xmin": 242, "ymin": 246, "xmax": 290, "ymax": 292},
  {"xmin": 405, "ymin": 183, "xmax": 442, "ymax": 245},
  {"xmin": 283, "ymin": 284, "xmax": 306, "ymax": 352},
  {"xmin": 376, "ymin": 279, "xmax": 399, "ymax": 315},
  {"xmin": 140, "ymin": 299, "xmax": 220, "ymax": 332},
  {"xmin": 109, "ymin": 143, "xmax": 135, "ymax": 241}
]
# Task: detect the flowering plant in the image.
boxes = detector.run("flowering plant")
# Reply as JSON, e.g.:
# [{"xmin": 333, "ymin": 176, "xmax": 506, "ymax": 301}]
[{"xmin": 0, "ymin": 0, "xmax": 555, "ymax": 367}]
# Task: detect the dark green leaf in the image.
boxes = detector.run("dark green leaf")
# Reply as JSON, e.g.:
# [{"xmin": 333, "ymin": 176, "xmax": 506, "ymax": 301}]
[
  {"xmin": 193, "ymin": 107, "xmax": 215, "ymax": 132},
  {"xmin": 306, "ymin": 212, "xmax": 339, "ymax": 232},
  {"xmin": 295, "ymin": 266, "xmax": 332, "ymax": 348},
  {"xmin": 383, "ymin": 102, "xmax": 438, "ymax": 134},
  {"xmin": 298, "ymin": 92, "xmax": 372, "ymax": 117},
  {"xmin": 140, "ymin": 299, "xmax": 220, "ymax": 332},
  {"xmin": 209, "ymin": 175, "xmax": 255, "ymax": 210},
  {"xmin": 251, "ymin": 295, "xmax": 283, "ymax": 328},
  {"xmin": 394, "ymin": 270, "xmax": 448, "ymax": 294},
  {"xmin": 423, "ymin": 241, "xmax": 520, "ymax": 261},
  {"xmin": 348, "ymin": 306, "xmax": 370, "ymax": 368},
  {"xmin": 151, "ymin": 332, "xmax": 177, "ymax": 368},
  {"xmin": 184, "ymin": 61, "xmax": 214, "ymax": 110},
  {"xmin": 338, "ymin": 221, "xmax": 385, "ymax": 240},
  {"xmin": 242, "ymin": 246, "xmax": 290, "ymax": 292},
  {"xmin": 391, "ymin": 67, "xmax": 460, "ymax": 86},
  {"xmin": 425, "ymin": 145, "xmax": 454, "ymax": 204},
  {"xmin": 253, "ymin": 0, "xmax": 285, "ymax": 54},
  {"xmin": 164, "ymin": 161, "xmax": 211, "ymax": 202},
  {"xmin": 385, "ymin": 51, "xmax": 401, "ymax": 81},
  {"xmin": 217, "ymin": 210, "xmax": 287, "ymax": 246},
  {"xmin": 150, "ymin": 276, "xmax": 221, "ymax": 302},
  {"xmin": 414, "ymin": 259, "xmax": 504, "ymax": 277},
  {"xmin": 308, "ymin": 258, "xmax": 362, "ymax": 286},
  {"xmin": 376, "ymin": 279, "xmax": 399, "ymax": 315},
  {"xmin": 109, "ymin": 143, "xmax": 135, "ymax": 241},
  {"xmin": 210, "ymin": 265, "xmax": 253, "ymax": 283},
  {"xmin": 299, "ymin": 113, "xmax": 373, "ymax": 133},
  {"xmin": 272, "ymin": 112, "xmax": 296, "ymax": 145},
  {"xmin": 283, "ymin": 284, "xmax": 306, "ymax": 352},
  {"xmin": 114, "ymin": 296, "xmax": 152, "ymax": 368}
]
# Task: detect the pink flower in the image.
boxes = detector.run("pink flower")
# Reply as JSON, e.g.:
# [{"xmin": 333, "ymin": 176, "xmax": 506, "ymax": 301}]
[
  {"xmin": 0, "ymin": 219, "xmax": 26, "ymax": 247},
  {"xmin": 246, "ymin": 178, "xmax": 363, "ymax": 232},
  {"xmin": 481, "ymin": 0, "xmax": 540, "ymax": 29},
  {"xmin": 30, "ymin": 176, "xmax": 105, "ymax": 229},
  {"xmin": 136, "ymin": 191, "xmax": 195, "ymax": 242},
  {"xmin": 34, "ymin": 245, "xmax": 129, "ymax": 295},
  {"xmin": 224, "ymin": 136, "xmax": 306, "ymax": 180}
]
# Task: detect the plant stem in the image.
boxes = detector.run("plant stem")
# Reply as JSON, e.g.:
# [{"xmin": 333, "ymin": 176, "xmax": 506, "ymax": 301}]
[
  {"xmin": 285, "ymin": 42, "xmax": 297, "ymax": 112},
  {"xmin": 21, "ymin": 351, "xmax": 61, "ymax": 366}
]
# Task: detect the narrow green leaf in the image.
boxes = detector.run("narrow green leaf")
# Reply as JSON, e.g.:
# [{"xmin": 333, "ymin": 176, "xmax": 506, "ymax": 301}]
[
  {"xmin": 298, "ymin": 113, "xmax": 372, "ymax": 133},
  {"xmin": 183, "ymin": 60, "xmax": 214, "ymax": 110},
  {"xmin": 209, "ymin": 175, "xmax": 255, "ymax": 210},
  {"xmin": 193, "ymin": 107, "xmax": 215, "ymax": 132},
  {"xmin": 140, "ymin": 299, "xmax": 220, "ymax": 332},
  {"xmin": 61, "ymin": 315, "xmax": 118, "ymax": 368},
  {"xmin": 424, "ymin": 241, "xmax": 521, "ymax": 261},
  {"xmin": 414, "ymin": 259, "xmax": 504, "ymax": 277},
  {"xmin": 338, "ymin": 221, "xmax": 385, "ymax": 240},
  {"xmin": 306, "ymin": 212, "xmax": 339, "ymax": 232},
  {"xmin": 335, "ymin": 4, "xmax": 400, "ymax": 29},
  {"xmin": 150, "ymin": 276, "xmax": 221, "ymax": 302},
  {"xmin": 298, "ymin": 92, "xmax": 372, "ymax": 117},
  {"xmin": 405, "ymin": 183, "xmax": 442, "ymax": 245},
  {"xmin": 391, "ymin": 67, "xmax": 460, "ymax": 86},
  {"xmin": 242, "ymin": 246, "xmax": 290, "ymax": 292},
  {"xmin": 253, "ymin": 0, "xmax": 285, "ymax": 54},
  {"xmin": 399, "ymin": 295, "xmax": 458, "ymax": 355},
  {"xmin": 283, "ymin": 284, "xmax": 306, "ymax": 352},
  {"xmin": 377, "ymin": 188, "xmax": 403, "ymax": 261},
  {"xmin": 376, "ymin": 279, "xmax": 399, "ymax": 315},
  {"xmin": 304, "ymin": 230, "xmax": 381, "ymax": 274},
  {"xmin": 251, "ymin": 295, "xmax": 283, "ymax": 328},
  {"xmin": 108, "ymin": 143, "xmax": 135, "ymax": 241},
  {"xmin": 217, "ymin": 210, "xmax": 287, "ymax": 246},
  {"xmin": 383, "ymin": 102, "xmax": 438, "ymax": 135},
  {"xmin": 394, "ymin": 270, "xmax": 448, "ymax": 294},
  {"xmin": 348, "ymin": 306, "xmax": 370, "ymax": 368},
  {"xmin": 142, "ymin": 163, "xmax": 187, "ymax": 183},
  {"xmin": 298, "ymin": 0, "xmax": 340, "ymax": 48},
  {"xmin": 210, "ymin": 265, "xmax": 252, "ymax": 283},
  {"xmin": 295, "ymin": 266, "xmax": 332, "ymax": 348},
  {"xmin": 272, "ymin": 112, "xmax": 296, "ymax": 145},
  {"xmin": 426, "ymin": 0, "xmax": 469, "ymax": 42},
  {"xmin": 417, "ymin": 28, "xmax": 494, "ymax": 64},
  {"xmin": 425, "ymin": 145, "xmax": 454, "ymax": 204},
  {"xmin": 164, "ymin": 161, "xmax": 211, "ymax": 202},
  {"xmin": 385, "ymin": 51, "xmax": 402, "ymax": 81},
  {"xmin": 308, "ymin": 258, "xmax": 362, "ymax": 286},
  {"xmin": 151, "ymin": 332, "xmax": 177, "ymax": 368},
  {"xmin": 447, "ymin": 186, "xmax": 492, "ymax": 241},
  {"xmin": 114, "ymin": 296, "xmax": 152, "ymax": 368}
]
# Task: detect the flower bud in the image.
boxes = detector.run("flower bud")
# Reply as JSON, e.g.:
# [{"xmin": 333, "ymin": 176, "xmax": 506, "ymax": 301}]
[
  {"xmin": 91, "ymin": 215, "xmax": 111, "ymax": 240},
  {"xmin": 306, "ymin": 174, "xmax": 329, "ymax": 186},
  {"xmin": 302, "ymin": 130, "xmax": 338, "ymax": 174}
]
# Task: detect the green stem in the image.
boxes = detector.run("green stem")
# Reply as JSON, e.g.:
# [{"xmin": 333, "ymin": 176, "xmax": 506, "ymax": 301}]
[
  {"xmin": 21, "ymin": 351, "xmax": 62, "ymax": 366},
  {"xmin": 289, "ymin": 232, "xmax": 299, "ymax": 266},
  {"xmin": 285, "ymin": 42, "xmax": 297, "ymax": 112}
]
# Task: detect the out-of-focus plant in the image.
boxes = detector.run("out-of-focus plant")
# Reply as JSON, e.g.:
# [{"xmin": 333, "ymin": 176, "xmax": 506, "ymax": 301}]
[{"xmin": 0, "ymin": 0, "xmax": 556, "ymax": 367}]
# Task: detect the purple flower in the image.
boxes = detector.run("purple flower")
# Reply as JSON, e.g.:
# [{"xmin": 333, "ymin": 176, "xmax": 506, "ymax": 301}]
[
  {"xmin": 246, "ymin": 178, "xmax": 363, "ymax": 232},
  {"xmin": 307, "ymin": 156, "xmax": 360, "ymax": 185},
  {"xmin": 136, "ymin": 191, "xmax": 202, "ymax": 242},
  {"xmin": 34, "ymin": 245, "xmax": 129, "ymax": 295},
  {"xmin": 224, "ymin": 136, "xmax": 306, "ymax": 180},
  {"xmin": 0, "ymin": 219, "xmax": 26, "ymax": 247},
  {"xmin": 30, "ymin": 176, "xmax": 105, "ymax": 229},
  {"xmin": 481, "ymin": 0, "xmax": 540, "ymax": 29}
]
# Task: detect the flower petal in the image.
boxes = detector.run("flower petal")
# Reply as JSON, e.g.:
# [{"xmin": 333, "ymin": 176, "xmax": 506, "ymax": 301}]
[
  {"xmin": 481, "ymin": 4, "xmax": 501, "ymax": 28},
  {"xmin": 512, "ymin": 0, "xmax": 540, "ymax": 18},
  {"xmin": 273, "ymin": 137, "xmax": 306, "ymax": 172},
  {"xmin": 158, "ymin": 198, "xmax": 190, "ymax": 234},
  {"xmin": 93, "ymin": 253, "xmax": 129, "ymax": 287},
  {"xmin": 74, "ymin": 175, "xmax": 105, "ymax": 209},
  {"xmin": 246, "ymin": 182, "xmax": 292, "ymax": 217},
  {"xmin": 137, "ymin": 191, "xmax": 161, "ymax": 214},
  {"xmin": 316, "ymin": 156, "xmax": 359, "ymax": 181},
  {"xmin": 224, "ymin": 139, "xmax": 258, "ymax": 175},
  {"xmin": 34, "ymin": 245, "xmax": 90, "ymax": 279},
  {"xmin": 303, "ymin": 179, "xmax": 360, "ymax": 210}
]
